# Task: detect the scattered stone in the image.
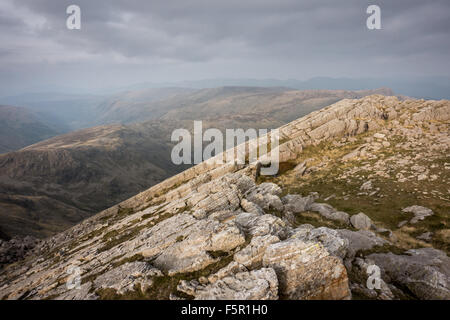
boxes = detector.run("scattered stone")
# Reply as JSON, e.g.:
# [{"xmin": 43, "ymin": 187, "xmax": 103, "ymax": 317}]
[
  {"xmin": 240, "ymin": 199, "xmax": 263, "ymax": 215},
  {"xmin": 207, "ymin": 261, "xmax": 248, "ymax": 284},
  {"xmin": 234, "ymin": 212, "xmax": 288, "ymax": 239},
  {"xmin": 417, "ymin": 232, "xmax": 433, "ymax": 242},
  {"xmin": 350, "ymin": 213, "xmax": 374, "ymax": 230},
  {"xmin": 309, "ymin": 203, "xmax": 350, "ymax": 224},
  {"xmin": 402, "ymin": 205, "xmax": 434, "ymax": 224},
  {"xmin": 293, "ymin": 161, "xmax": 307, "ymax": 175},
  {"xmin": 245, "ymin": 183, "xmax": 284, "ymax": 212},
  {"xmin": 360, "ymin": 181, "xmax": 372, "ymax": 191},
  {"xmin": 397, "ymin": 220, "xmax": 408, "ymax": 228},
  {"xmin": 418, "ymin": 174, "xmax": 427, "ymax": 181}
]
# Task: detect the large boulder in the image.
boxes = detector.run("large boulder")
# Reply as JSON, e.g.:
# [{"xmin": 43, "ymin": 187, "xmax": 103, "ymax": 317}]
[
  {"xmin": 350, "ymin": 212, "xmax": 374, "ymax": 230},
  {"xmin": 337, "ymin": 229, "xmax": 387, "ymax": 257},
  {"xmin": 368, "ymin": 248, "xmax": 450, "ymax": 300},
  {"xmin": 262, "ymin": 238, "xmax": 351, "ymax": 300},
  {"xmin": 282, "ymin": 194, "xmax": 315, "ymax": 213},
  {"xmin": 309, "ymin": 203, "xmax": 350, "ymax": 224}
]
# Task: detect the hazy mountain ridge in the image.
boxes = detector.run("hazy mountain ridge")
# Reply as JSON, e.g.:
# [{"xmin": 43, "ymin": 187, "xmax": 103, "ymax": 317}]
[
  {"xmin": 0, "ymin": 105, "xmax": 63, "ymax": 154},
  {"xmin": 0, "ymin": 93, "xmax": 105, "ymax": 132},
  {"xmin": 117, "ymin": 77, "xmax": 450, "ymax": 99},
  {"xmin": 94, "ymin": 87, "xmax": 195, "ymax": 125}
]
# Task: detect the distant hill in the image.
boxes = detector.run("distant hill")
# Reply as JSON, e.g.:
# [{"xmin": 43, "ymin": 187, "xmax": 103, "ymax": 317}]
[
  {"xmin": 128, "ymin": 76, "xmax": 450, "ymax": 99},
  {"xmin": 0, "ymin": 93, "xmax": 105, "ymax": 131},
  {"xmin": 0, "ymin": 105, "xmax": 62, "ymax": 154},
  {"xmin": 96, "ymin": 86, "xmax": 395, "ymax": 125},
  {"xmin": 160, "ymin": 87, "xmax": 395, "ymax": 123},
  {"xmin": 95, "ymin": 87, "xmax": 195, "ymax": 125}
]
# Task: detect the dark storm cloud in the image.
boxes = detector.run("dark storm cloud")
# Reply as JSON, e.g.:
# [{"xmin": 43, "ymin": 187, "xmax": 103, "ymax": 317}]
[{"xmin": 0, "ymin": 0, "xmax": 449, "ymax": 94}]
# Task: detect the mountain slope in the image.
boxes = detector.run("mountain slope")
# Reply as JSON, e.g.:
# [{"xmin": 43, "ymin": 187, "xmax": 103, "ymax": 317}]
[
  {"xmin": 0, "ymin": 122, "xmax": 189, "ymax": 238},
  {"xmin": 0, "ymin": 95, "xmax": 448, "ymax": 300},
  {"xmin": 160, "ymin": 87, "xmax": 395, "ymax": 123},
  {"xmin": 95, "ymin": 87, "xmax": 195, "ymax": 125},
  {"xmin": 0, "ymin": 105, "xmax": 62, "ymax": 154},
  {"xmin": 0, "ymin": 87, "xmax": 391, "ymax": 238}
]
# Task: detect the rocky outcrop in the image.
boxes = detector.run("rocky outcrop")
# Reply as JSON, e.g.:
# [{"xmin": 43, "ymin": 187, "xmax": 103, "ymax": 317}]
[
  {"xmin": 0, "ymin": 95, "xmax": 448, "ymax": 300},
  {"xmin": 0, "ymin": 236, "xmax": 40, "ymax": 268},
  {"xmin": 94, "ymin": 262, "xmax": 163, "ymax": 295},
  {"xmin": 234, "ymin": 235, "xmax": 280, "ymax": 268},
  {"xmin": 348, "ymin": 258, "xmax": 394, "ymax": 300},
  {"xmin": 289, "ymin": 225, "xmax": 348, "ymax": 259},
  {"xmin": 368, "ymin": 248, "xmax": 450, "ymax": 300},
  {"xmin": 139, "ymin": 214, "xmax": 246, "ymax": 275},
  {"xmin": 179, "ymin": 268, "xmax": 279, "ymax": 300},
  {"xmin": 245, "ymin": 183, "xmax": 284, "ymax": 212},
  {"xmin": 262, "ymin": 238, "xmax": 351, "ymax": 300}
]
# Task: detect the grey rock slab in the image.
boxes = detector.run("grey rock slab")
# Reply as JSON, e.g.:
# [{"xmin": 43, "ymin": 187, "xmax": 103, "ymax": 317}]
[
  {"xmin": 368, "ymin": 248, "xmax": 450, "ymax": 300},
  {"xmin": 193, "ymin": 268, "xmax": 279, "ymax": 300}
]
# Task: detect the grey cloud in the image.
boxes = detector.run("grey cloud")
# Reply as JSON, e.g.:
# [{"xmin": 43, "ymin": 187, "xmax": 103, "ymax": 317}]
[{"xmin": 0, "ymin": 0, "xmax": 449, "ymax": 95}]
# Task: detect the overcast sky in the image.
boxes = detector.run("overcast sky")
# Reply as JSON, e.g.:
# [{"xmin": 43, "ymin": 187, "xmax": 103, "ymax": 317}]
[{"xmin": 0, "ymin": 0, "xmax": 449, "ymax": 95}]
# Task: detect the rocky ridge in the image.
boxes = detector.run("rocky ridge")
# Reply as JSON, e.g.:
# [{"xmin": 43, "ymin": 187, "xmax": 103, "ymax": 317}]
[{"xmin": 0, "ymin": 95, "xmax": 448, "ymax": 300}]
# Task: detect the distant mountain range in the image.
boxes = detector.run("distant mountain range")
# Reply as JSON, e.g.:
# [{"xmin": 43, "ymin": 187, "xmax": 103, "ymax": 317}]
[
  {"xmin": 2, "ymin": 76, "xmax": 449, "ymax": 103},
  {"xmin": 98, "ymin": 76, "xmax": 450, "ymax": 100}
]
